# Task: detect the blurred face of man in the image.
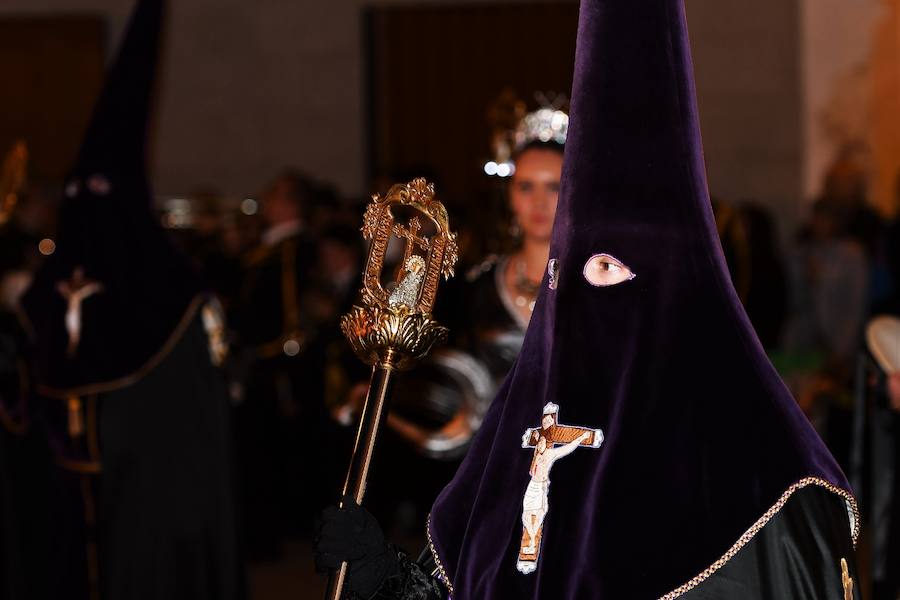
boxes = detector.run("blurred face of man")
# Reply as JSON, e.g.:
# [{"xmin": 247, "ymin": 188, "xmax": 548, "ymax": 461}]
[{"xmin": 261, "ymin": 178, "xmax": 301, "ymax": 227}]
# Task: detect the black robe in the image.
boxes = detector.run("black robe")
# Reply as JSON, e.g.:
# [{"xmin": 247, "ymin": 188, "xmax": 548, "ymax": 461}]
[
  {"xmin": 233, "ymin": 231, "xmax": 317, "ymax": 352},
  {"xmin": 231, "ymin": 231, "xmax": 324, "ymax": 555},
  {"xmin": 679, "ymin": 486, "xmax": 859, "ymax": 599},
  {"xmin": 370, "ymin": 485, "xmax": 859, "ymax": 600},
  {"xmin": 43, "ymin": 305, "xmax": 242, "ymax": 600},
  {"xmin": 853, "ymin": 342, "xmax": 900, "ymax": 600},
  {"xmin": 453, "ymin": 255, "xmax": 526, "ymax": 383},
  {"xmin": 0, "ymin": 310, "xmax": 51, "ymax": 600}
]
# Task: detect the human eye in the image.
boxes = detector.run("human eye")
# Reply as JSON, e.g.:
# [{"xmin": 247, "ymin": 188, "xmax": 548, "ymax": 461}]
[{"xmin": 582, "ymin": 253, "xmax": 636, "ymax": 287}]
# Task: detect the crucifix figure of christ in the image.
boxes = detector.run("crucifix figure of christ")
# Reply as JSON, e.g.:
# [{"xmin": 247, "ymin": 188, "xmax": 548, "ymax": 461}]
[
  {"xmin": 56, "ymin": 267, "xmax": 104, "ymax": 356},
  {"xmin": 517, "ymin": 401, "xmax": 603, "ymax": 575}
]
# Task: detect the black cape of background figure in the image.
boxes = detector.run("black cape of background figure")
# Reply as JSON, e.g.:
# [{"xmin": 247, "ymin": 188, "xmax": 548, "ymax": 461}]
[
  {"xmin": 228, "ymin": 171, "xmax": 327, "ymax": 558},
  {"xmin": 19, "ymin": 0, "xmax": 242, "ymax": 598},
  {"xmin": 427, "ymin": 0, "xmax": 860, "ymax": 598},
  {"xmin": 0, "ymin": 309, "xmax": 50, "ymax": 600}
]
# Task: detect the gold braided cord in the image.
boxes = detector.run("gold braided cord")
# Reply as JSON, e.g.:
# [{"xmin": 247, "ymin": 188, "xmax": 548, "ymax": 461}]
[
  {"xmin": 426, "ymin": 514, "xmax": 454, "ymax": 596},
  {"xmin": 660, "ymin": 477, "xmax": 859, "ymax": 599},
  {"xmin": 35, "ymin": 295, "xmax": 205, "ymax": 399}
]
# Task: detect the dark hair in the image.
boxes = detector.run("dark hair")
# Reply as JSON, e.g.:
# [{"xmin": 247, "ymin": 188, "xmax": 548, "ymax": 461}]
[
  {"xmin": 511, "ymin": 140, "xmax": 565, "ymax": 163},
  {"xmin": 271, "ymin": 169, "xmax": 315, "ymax": 209}
]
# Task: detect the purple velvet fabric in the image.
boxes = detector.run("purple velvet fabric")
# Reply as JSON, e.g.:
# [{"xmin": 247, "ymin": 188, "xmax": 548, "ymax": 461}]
[
  {"xmin": 21, "ymin": 0, "xmax": 200, "ymax": 393},
  {"xmin": 428, "ymin": 0, "xmax": 852, "ymax": 598}
]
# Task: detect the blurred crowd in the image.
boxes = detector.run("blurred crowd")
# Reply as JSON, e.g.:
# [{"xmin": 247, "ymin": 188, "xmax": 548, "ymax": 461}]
[{"xmin": 709, "ymin": 150, "xmax": 900, "ymax": 460}]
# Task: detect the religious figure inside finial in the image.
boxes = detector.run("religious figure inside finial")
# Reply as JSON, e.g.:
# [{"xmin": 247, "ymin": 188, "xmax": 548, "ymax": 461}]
[{"xmin": 389, "ymin": 254, "xmax": 427, "ymax": 309}]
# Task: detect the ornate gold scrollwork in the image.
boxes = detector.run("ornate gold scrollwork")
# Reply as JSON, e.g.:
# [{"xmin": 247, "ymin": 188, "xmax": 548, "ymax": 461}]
[
  {"xmin": 359, "ymin": 177, "xmax": 457, "ymax": 314},
  {"xmin": 341, "ymin": 178, "xmax": 458, "ymax": 370}
]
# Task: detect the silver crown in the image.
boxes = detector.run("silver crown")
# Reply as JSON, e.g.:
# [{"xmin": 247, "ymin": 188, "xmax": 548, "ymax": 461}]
[
  {"xmin": 484, "ymin": 92, "xmax": 568, "ymax": 178},
  {"xmin": 515, "ymin": 108, "xmax": 568, "ymax": 147}
]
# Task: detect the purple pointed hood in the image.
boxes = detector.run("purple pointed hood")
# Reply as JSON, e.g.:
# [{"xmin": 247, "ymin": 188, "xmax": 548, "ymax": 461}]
[{"xmin": 428, "ymin": 0, "xmax": 855, "ymax": 598}]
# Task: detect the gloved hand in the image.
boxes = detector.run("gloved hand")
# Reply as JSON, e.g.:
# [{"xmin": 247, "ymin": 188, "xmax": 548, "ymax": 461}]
[{"xmin": 314, "ymin": 497, "xmax": 400, "ymax": 598}]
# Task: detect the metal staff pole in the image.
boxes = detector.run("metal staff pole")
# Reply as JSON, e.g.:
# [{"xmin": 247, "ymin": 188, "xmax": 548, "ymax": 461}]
[{"xmin": 324, "ymin": 178, "xmax": 458, "ymax": 600}]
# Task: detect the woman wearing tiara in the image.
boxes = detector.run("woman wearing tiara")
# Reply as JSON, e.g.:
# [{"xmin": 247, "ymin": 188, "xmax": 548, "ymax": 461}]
[
  {"xmin": 381, "ymin": 103, "xmax": 568, "ymax": 466},
  {"xmin": 458, "ymin": 103, "xmax": 567, "ymax": 391}
]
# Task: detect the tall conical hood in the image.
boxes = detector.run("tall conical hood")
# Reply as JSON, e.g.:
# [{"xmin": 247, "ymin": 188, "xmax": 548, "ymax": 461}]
[
  {"xmin": 74, "ymin": 0, "xmax": 162, "ymax": 183},
  {"xmin": 21, "ymin": 0, "xmax": 201, "ymax": 395},
  {"xmin": 429, "ymin": 1, "xmax": 855, "ymax": 598}
]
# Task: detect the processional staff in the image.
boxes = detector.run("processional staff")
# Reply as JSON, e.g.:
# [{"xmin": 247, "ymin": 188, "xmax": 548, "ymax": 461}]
[{"xmin": 323, "ymin": 178, "xmax": 458, "ymax": 600}]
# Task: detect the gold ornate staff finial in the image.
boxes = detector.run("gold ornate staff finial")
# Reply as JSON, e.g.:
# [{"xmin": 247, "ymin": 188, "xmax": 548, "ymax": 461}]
[
  {"xmin": 0, "ymin": 141, "xmax": 28, "ymax": 226},
  {"xmin": 325, "ymin": 179, "xmax": 458, "ymax": 600},
  {"xmin": 341, "ymin": 177, "xmax": 458, "ymax": 370}
]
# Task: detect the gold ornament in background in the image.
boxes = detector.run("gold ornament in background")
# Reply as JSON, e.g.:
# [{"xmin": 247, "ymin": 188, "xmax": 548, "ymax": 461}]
[
  {"xmin": 0, "ymin": 141, "xmax": 28, "ymax": 226},
  {"xmin": 841, "ymin": 558, "xmax": 854, "ymax": 600},
  {"xmin": 342, "ymin": 177, "xmax": 458, "ymax": 370}
]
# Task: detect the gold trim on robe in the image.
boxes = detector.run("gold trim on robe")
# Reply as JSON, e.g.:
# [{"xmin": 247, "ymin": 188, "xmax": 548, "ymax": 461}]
[
  {"xmin": 660, "ymin": 478, "xmax": 859, "ymax": 599},
  {"xmin": 37, "ymin": 295, "xmax": 205, "ymax": 399}
]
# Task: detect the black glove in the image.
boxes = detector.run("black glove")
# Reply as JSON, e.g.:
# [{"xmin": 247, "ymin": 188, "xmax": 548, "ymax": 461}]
[
  {"xmin": 380, "ymin": 552, "xmax": 448, "ymax": 600},
  {"xmin": 314, "ymin": 497, "xmax": 400, "ymax": 598}
]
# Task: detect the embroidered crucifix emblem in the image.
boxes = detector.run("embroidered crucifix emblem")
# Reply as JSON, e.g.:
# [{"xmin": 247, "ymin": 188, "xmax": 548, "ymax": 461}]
[
  {"xmin": 517, "ymin": 402, "xmax": 603, "ymax": 574},
  {"xmin": 56, "ymin": 267, "xmax": 104, "ymax": 356}
]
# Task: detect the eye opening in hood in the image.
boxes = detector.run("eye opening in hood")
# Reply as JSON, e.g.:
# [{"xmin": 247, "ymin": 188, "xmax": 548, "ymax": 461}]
[{"xmin": 582, "ymin": 253, "xmax": 636, "ymax": 287}]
